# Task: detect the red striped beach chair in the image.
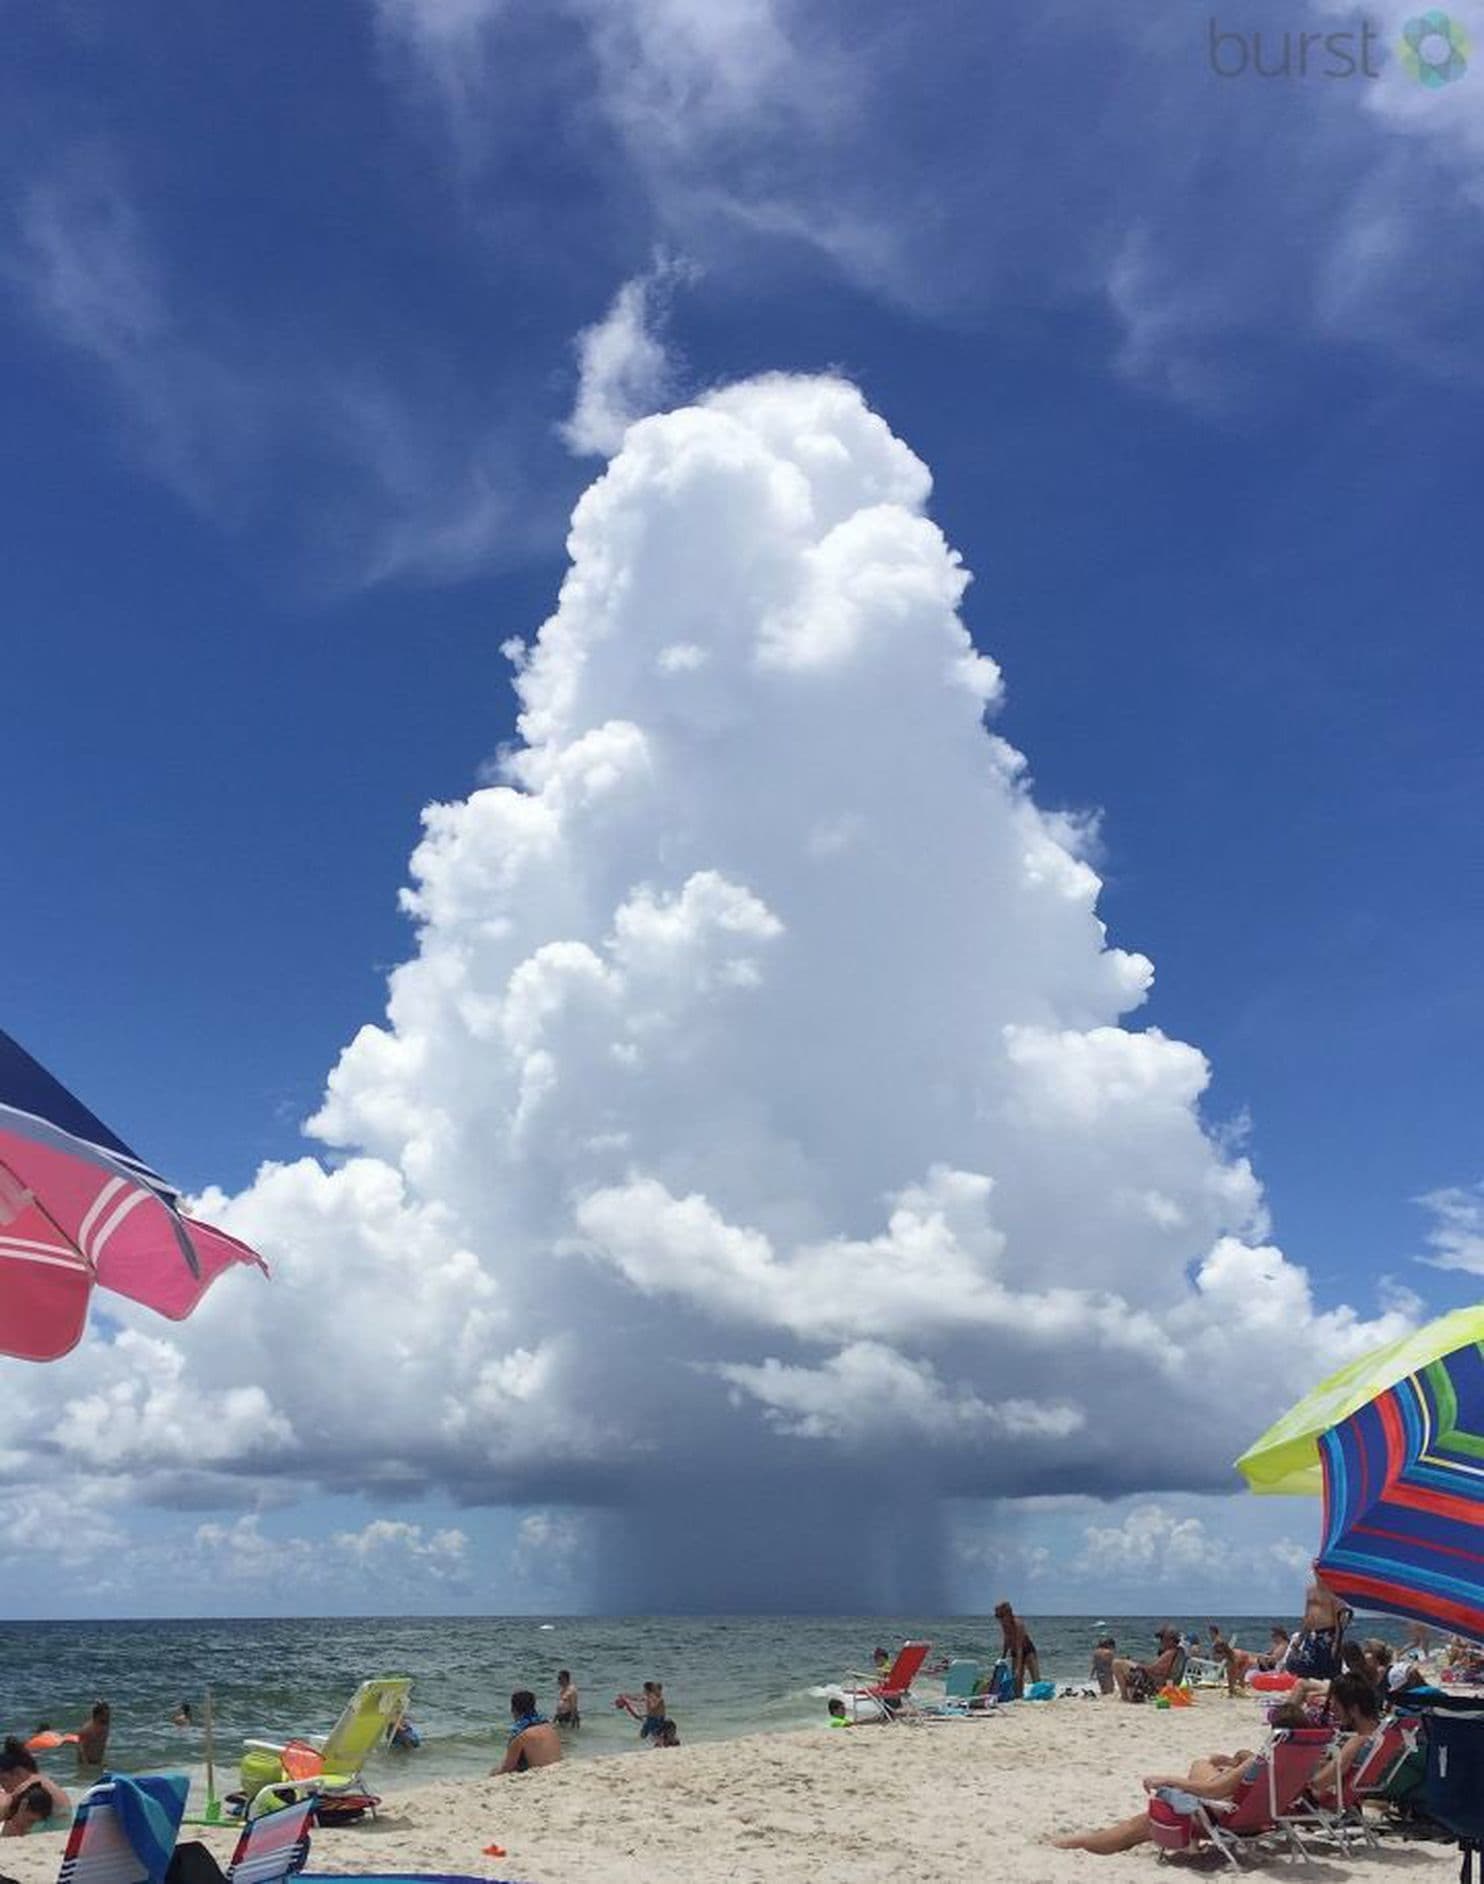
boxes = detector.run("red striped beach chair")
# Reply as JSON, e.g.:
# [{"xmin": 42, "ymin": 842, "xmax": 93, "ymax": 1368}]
[
  {"xmin": 839, "ymin": 1641, "xmax": 932, "ymax": 1722},
  {"xmin": 57, "ymin": 1779, "xmax": 189, "ymax": 1884},
  {"xmin": 225, "ymin": 1796, "xmax": 316, "ymax": 1884},
  {"xmin": 1147, "ymin": 1727, "xmax": 1334, "ymax": 1867},
  {"xmin": 1304, "ymin": 1716, "xmax": 1419, "ymax": 1851}
]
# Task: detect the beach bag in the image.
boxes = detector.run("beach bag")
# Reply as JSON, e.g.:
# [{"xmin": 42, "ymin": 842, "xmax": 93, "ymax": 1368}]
[
  {"xmin": 165, "ymin": 1844, "xmax": 227, "ymax": 1884},
  {"xmin": 1024, "ymin": 1680, "xmax": 1056, "ymax": 1701},
  {"xmin": 1408, "ymin": 1700, "xmax": 1484, "ymax": 1883},
  {"xmin": 988, "ymin": 1658, "xmax": 1016, "ymax": 1702},
  {"xmin": 1382, "ymin": 1743, "xmax": 1427, "ymax": 1809}
]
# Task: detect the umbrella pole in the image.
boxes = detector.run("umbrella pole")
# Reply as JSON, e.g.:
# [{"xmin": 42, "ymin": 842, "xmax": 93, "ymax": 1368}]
[
  {"xmin": 0, "ymin": 1154, "xmax": 95, "ymax": 1272},
  {"xmin": 204, "ymin": 1687, "xmax": 220, "ymax": 1822}
]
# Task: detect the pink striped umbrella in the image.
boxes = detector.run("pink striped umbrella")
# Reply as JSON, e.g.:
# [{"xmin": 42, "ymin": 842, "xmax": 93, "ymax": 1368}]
[{"xmin": 0, "ymin": 1027, "xmax": 267, "ymax": 1362}]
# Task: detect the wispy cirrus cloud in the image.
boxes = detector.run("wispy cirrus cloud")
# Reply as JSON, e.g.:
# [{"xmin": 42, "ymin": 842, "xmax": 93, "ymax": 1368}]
[
  {"xmin": 373, "ymin": 0, "xmax": 1484, "ymax": 403},
  {"xmin": 6, "ymin": 152, "xmax": 526, "ymax": 590}
]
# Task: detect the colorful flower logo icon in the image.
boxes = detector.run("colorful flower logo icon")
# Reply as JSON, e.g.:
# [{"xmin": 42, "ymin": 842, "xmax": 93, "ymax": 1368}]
[{"xmin": 1399, "ymin": 10, "xmax": 1470, "ymax": 85}]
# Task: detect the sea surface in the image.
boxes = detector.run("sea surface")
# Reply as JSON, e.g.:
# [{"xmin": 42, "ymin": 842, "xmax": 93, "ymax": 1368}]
[{"xmin": 0, "ymin": 1613, "xmax": 1410, "ymax": 1794}]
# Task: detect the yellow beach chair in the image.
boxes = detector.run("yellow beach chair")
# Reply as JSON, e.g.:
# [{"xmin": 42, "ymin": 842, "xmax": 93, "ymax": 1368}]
[{"xmin": 239, "ymin": 1677, "xmax": 411, "ymax": 1807}]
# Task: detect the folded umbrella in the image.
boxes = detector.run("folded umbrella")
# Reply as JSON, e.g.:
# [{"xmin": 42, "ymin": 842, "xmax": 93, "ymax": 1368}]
[{"xmin": 0, "ymin": 1026, "xmax": 266, "ymax": 1362}]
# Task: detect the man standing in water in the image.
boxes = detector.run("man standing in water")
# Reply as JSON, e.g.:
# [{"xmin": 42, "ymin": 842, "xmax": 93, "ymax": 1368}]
[
  {"xmin": 75, "ymin": 1703, "xmax": 110, "ymax": 1772},
  {"xmin": 994, "ymin": 1601, "xmax": 1040, "ymax": 1697}
]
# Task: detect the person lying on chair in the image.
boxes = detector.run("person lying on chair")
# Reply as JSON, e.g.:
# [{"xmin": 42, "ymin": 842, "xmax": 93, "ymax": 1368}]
[{"xmin": 1052, "ymin": 1702, "xmax": 1309, "ymax": 1855}]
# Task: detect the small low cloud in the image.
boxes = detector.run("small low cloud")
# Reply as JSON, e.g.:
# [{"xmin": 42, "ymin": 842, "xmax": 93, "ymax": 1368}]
[
  {"xmin": 560, "ymin": 254, "xmax": 697, "ymax": 457},
  {"xmin": 1416, "ymin": 1180, "xmax": 1484, "ymax": 1274},
  {"xmin": 192, "ymin": 1513, "xmax": 469, "ymax": 1587}
]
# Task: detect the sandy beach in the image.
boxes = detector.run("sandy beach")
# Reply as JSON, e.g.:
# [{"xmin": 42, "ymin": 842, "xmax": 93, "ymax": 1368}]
[{"xmin": 1, "ymin": 1698, "xmax": 1462, "ymax": 1884}]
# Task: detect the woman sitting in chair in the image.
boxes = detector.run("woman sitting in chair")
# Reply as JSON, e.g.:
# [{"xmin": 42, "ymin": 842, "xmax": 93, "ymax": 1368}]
[{"xmin": 1053, "ymin": 1702, "xmax": 1308, "ymax": 1854}]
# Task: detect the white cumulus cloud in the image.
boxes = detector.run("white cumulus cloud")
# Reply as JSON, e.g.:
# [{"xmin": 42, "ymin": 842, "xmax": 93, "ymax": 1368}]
[
  {"xmin": 561, "ymin": 256, "xmax": 695, "ymax": 458},
  {"xmin": 0, "ymin": 371, "xmax": 1415, "ymax": 1606}
]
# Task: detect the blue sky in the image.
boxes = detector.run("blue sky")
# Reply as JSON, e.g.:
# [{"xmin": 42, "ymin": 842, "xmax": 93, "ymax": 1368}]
[{"xmin": 2, "ymin": 0, "xmax": 1482, "ymax": 1615}]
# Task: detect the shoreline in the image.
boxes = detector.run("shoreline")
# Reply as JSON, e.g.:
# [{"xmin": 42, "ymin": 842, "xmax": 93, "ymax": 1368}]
[{"xmin": 1, "ymin": 1697, "xmax": 1463, "ymax": 1884}]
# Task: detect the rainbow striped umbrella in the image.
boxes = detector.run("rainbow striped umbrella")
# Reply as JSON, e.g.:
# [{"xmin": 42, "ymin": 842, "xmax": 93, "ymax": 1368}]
[
  {"xmin": 1237, "ymin": 1305, "xmax": 1484, "ymax": 1496},
  {"xmin": 1317, "ymin": 1336, "xmax": 1484, "ymax": 1639}
]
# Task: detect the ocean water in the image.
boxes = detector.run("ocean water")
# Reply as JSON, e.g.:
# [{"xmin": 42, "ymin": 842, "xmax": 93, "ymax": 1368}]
[{"xmin": 0, "ymin": 1613, "xmax": 1409, "ymax": 1793}]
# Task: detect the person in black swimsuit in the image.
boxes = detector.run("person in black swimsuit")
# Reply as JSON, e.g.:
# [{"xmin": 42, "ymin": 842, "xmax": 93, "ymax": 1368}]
[{"xmin": 995, "ymin": 1601, "xmax": 1040, "ymax": 1697}]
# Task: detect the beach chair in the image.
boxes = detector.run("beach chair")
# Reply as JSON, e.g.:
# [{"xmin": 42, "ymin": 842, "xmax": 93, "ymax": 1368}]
[
  {"xmin": 837, "ymin": 1641, "xmax": 932, "ymax": 1722},
  {"xmin": 161, "ymin": 1796, "xmax": 316, "ymax": 1884},
  {"xmin": 943, "ymin": 1659, "xmax": 982, "ymax": 1701},
  {"xmin": 225, "ymin": 1796, "xmax": 316, "ymax": 1884},
  {"xmin": 57, "ymin": 1776, "xmax": 189, "ymax": 1884},
  {"xmin": 240, "ymin": 1678, "xmax": 410, "ymax": 1807},
  {"xmin": 1303, "ymin": 1716, "xmax": 1417, "ymax": 1852},
  {"xmin": 915, "ymin": 1659, "xmax": 1004, "ymax": 1720},
  {"xmin": 1147, "ymin": 1726, "xmax": 1334, "ymax": 1868}
]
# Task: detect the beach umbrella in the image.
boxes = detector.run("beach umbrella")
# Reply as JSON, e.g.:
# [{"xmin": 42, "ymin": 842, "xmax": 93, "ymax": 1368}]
[
  {"xmin": 1315, "ymin": 1336, "xmax": 1484, "ymax": 1640},
  {"xmin": 1235, "ymin": 1305, "xmax": 1484, "ymax": 1496},
  {"xmin": 0, "ymin": 1026, "xmax": 267, "ymax": 1363}
]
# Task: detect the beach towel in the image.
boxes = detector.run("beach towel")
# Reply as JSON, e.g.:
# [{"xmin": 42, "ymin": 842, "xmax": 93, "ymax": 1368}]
[{"xmin": 103, "ymin": 1774, "xmax": 189, "ymax": 1884}]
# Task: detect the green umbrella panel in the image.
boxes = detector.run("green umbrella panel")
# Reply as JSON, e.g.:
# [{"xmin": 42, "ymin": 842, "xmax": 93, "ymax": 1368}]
[{"xmin": 1235, "ymin": 1303, "xmax": 1484, "ymax": 1496}]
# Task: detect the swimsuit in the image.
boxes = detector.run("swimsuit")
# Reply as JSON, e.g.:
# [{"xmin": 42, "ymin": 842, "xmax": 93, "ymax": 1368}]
[{"xmin": 1284, "ymin": 1628, "xmax": 1338, "ymax": 1679}]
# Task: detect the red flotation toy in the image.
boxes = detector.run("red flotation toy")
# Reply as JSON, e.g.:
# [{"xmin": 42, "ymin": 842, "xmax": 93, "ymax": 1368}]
[
  {"xmin": 25, "ymin": 1731, "xmax": 78, "ymax": 1751},
  {"xmin": 1249, "ymin": 1671, "xmax": 1297, "ymax": 1692}
]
